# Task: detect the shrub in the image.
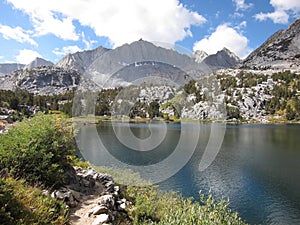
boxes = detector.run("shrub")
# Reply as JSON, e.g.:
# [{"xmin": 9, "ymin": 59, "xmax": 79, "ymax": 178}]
[
  {"xmin": 124, "ymin": 186, "xmax": 247, "ymax": 225},
  {"xmin": 0, "ymin": 113, "xmax": 75, "ymax": 187}
]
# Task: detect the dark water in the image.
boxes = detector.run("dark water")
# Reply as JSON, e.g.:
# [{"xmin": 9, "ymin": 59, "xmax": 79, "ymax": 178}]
[{"xmin": 76, "ymin": 122, "xmax": 300, "ymax": 224}]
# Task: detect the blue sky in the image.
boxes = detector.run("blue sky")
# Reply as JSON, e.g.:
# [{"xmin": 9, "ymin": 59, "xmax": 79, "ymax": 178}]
[{"xmin": 0, "ymin": 0, "xmax": 299, "ymax": 64}]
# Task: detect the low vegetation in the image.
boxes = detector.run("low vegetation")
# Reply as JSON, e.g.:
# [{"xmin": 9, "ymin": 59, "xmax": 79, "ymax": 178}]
[
  {"xmin": 0, "ymin": 113, "xmax": 75, "ymax": 187},
  {"xmin": 0, "ymin": 113, "xmax": 74, "ymax": 224},
  {"xmin": 122, "ymin": 185, "xmax": 247, "ymax": 225}
]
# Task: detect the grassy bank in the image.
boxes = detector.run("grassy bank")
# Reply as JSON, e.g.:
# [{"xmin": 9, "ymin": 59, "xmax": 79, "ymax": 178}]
[{"xmin": 94, "ymin": 166, "xmax": 248, "ymax": 225}]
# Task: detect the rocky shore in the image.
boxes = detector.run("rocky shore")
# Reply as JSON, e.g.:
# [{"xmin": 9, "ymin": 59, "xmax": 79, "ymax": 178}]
[{"xmin": 49, "ymin": 166, "xmax": 130, "ymax": 225}]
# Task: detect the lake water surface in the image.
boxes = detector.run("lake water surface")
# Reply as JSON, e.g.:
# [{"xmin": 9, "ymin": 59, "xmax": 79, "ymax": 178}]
[{"xmin": 76, "ymin": 122, "xmax": 300, "ymax": 224}]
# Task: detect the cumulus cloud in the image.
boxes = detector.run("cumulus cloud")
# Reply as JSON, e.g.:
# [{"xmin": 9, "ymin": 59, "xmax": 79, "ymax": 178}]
[
  {"xmin": 7, "ymin": 0, "xmax": 78, "ymax": 40},
  {"xmin": 52, "ymin": 45, "xmax": 82, "ymax": 56},
  {"xmin": 7, "ymin": 0, "xmax": 206, "ymax": 47},
  {"xmin": 255, "ymin": 0, "xmax": 300, "ymax": 24},
  {"xmin": 193, "ymin": 24, "xmax": 252, "ymax": 59},
  {"xmin": 0, "ymin": 24, "xmax": 37, "ymax": 46},
  {"xmin": 232, "ymin": 0, "xmax": 253, "ymax": 11},
  {"xmin": 15, "ymin": 49, "xmax": 42, "ymax": 64}
]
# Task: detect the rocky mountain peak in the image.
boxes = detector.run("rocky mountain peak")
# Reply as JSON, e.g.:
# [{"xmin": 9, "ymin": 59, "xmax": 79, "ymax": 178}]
[
  {"xmin": 56, "ymin": 46, "xmax": 110, "ymax": 74},
  {"xmin": 193, "ymin": 50, "xmax": 208, "ymax": 63},
  {"xmin": 221, "ymin": 47, "xmax": 240, "ymax": 61},
  {"xmin": 24, "ymin": 57, "xmax": 54, "ymax": 69},
  {"xmin": 242, "ymin": 17, "xmax": 300, "ymax": 69},
  {"xmin": 203, "ymin": 48, "xmax": 241, "ymax": 69}
]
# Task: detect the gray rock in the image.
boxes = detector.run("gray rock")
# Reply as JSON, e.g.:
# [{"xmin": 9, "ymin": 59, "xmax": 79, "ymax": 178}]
[
  {"xmin": 98, "ymin": 195, "xmax": 115, "ymax": 209},
  {"xmin": 42, "ymin": 190, "xmax": 50, "ymax": 197},
  {"xmin": 119, "ymin": 202, "xmax": 126, "ymax": 210},
  {"xmin": 90, "ymin": 205, "xmax": 109, "ymax": 216},
  {"xmin": 92, "ymin": 214, "xmax": 110, "ymax": 225},
  {"xmin": 51, "ymin": 189, "xmax": 78, "ymax": 207}
]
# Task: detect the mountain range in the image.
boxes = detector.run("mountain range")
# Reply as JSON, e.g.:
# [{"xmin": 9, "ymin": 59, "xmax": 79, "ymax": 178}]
[{"xmin": 0, "ymin": 17, "xmax": 299, "ymax": 94}]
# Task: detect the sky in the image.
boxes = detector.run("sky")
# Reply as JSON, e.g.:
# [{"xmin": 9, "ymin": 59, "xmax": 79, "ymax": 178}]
[{"xmin": 0, "ymin": 0, "xmax": 299, "ymax": 64}]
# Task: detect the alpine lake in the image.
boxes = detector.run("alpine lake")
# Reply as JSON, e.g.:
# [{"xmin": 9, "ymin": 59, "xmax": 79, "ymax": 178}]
[{"xmin": 76, "ymin": 121, "xmax": 300, "ymax": 225}]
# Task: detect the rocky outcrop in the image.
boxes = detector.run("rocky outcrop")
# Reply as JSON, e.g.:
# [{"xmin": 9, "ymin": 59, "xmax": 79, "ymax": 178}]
[
  {"xmin": 0, "ymin": 66, "xmax": 101, "ymax": 95},
  {"xmin": 50, "ymin": 166, "xmax": 129, "ymax": 225}
]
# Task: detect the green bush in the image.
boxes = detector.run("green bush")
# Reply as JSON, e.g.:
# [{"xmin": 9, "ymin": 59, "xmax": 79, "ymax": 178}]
[{"xmin": 0, "ymin": 114, "xmax": 75, "ymax": 187}]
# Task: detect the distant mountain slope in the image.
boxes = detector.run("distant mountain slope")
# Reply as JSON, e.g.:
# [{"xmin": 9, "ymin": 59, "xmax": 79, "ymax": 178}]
[
  {"xmin": 203, "ymin": 48, "xmax": 241, "ymax": 69},
  {"xmin": 0, "ymin": 66, "xmax": 99, "ymax": 95},
  {"xmin": 0, "ymin": 63, "xmax": 24, "ymax": 76},
  {"xmin": 242, "ymin": 17, "xmax": 300, "ymax": 69},
  {"xmin": 24, "ymin": 57, "xmax": 54, "ymax": 69},
  {"xmin": 56, "ymin": 46, "xmax": 110, "ymax": 74},
  {"xmin": 107, "ymin": 61, "xmax": 190, "ymax": 87}
]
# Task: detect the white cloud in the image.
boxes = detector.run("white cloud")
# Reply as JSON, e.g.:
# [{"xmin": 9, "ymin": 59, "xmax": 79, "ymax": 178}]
[
  {"xmin": 233, "ymin": 0, "xmax": 253, "ymax": 11},
  {"xmin": 255, "ymin": 10, "xmax": 289, "ymax": 24},
  {"xmin": 7, "ymin": 0, "xmax": 78, "ymax": 40},
  {"xmin": 0, "ymin": 24, "xmax": 37, "ymax": 46},
  {"xmin": 193, "ymin": 24, "xmax": 252, "ymax": 59},
  {"xmin": 236, "ymin": 21, "xmax": 247, "ymax": 30},
  {"xmin": 53, "ymin": 45, "xmax": 82, "ymax": 56},
  {"xmin": 7, "ymin": 0, "xmax": 206, "ymax": 47},
  {"xmin": 16, "ymin": 49, "xmax": 42, "ymax": 64},
  {"xmin": 81, "ymin": 32, "xmax": 97, "ymax": 49},
  {"xmin": 231, "ymin": 12, "xmax": 244, "ymax": 18},
  {"xmin": 255, "ymin": 0, "xmax": 300, "ymax": 24}
]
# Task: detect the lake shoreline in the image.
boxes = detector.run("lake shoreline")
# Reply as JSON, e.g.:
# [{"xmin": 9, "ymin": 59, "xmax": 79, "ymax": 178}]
[{"xmin": 72, "ymin": 115, "xmax": 300, "ymax": 126}]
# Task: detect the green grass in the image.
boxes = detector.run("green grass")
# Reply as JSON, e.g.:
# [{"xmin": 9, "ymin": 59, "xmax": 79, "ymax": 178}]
[{"xmin": 0, "ymin": 177, "xmax": 68, "ymax": 225}]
